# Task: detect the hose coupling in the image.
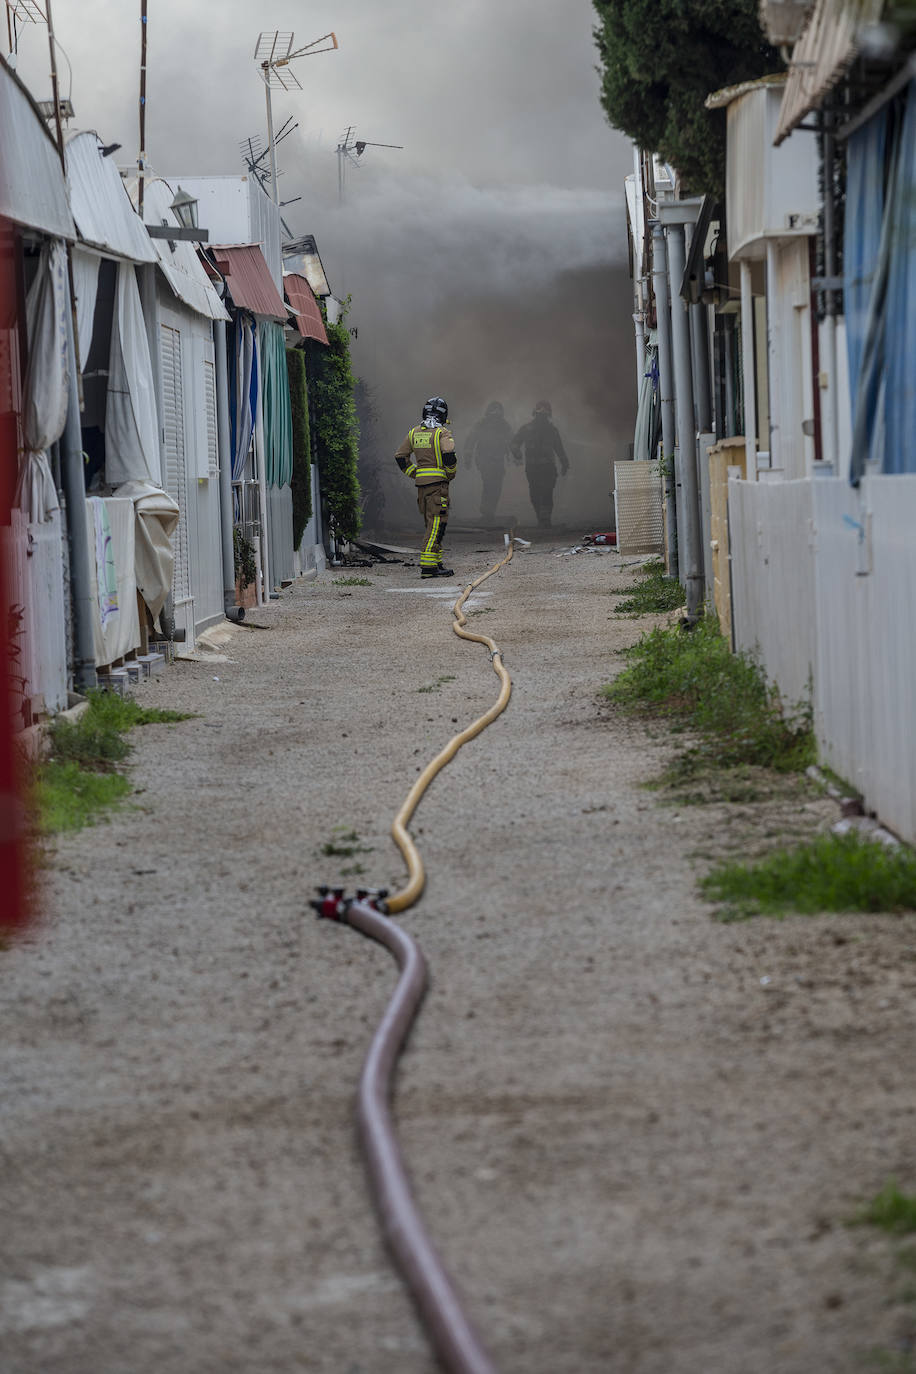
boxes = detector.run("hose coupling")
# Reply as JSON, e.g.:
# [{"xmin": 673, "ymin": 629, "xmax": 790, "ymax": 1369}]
[
  {"xmin": 311, "ymin": 886, "xmax": 349, "ymax": 921},
  {"xmin": 312, "ymin": 885, "xmax": 390, "ymax": 921}
]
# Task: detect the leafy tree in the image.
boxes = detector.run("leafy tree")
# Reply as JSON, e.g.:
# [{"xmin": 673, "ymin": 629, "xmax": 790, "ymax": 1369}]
[
  {"xmin": 592, "ymin": 0, "xmax": 780, "ymax": 196},
  {"xmin": 310, "ymin": 302, "xmax": 362, "ymax": 542},
  {"xmin": 286, "ymin": 347, "xmax": 312, "ymax": 548}
]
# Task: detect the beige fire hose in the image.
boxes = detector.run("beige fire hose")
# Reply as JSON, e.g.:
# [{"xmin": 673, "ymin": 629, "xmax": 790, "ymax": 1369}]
[
  {"xmin": 386, "ymin": 538, "xmax": 516, "ymax": 914},
  {"xmin": 314, "ymin": 538, "xmax": 520, "ymax": 1374}
]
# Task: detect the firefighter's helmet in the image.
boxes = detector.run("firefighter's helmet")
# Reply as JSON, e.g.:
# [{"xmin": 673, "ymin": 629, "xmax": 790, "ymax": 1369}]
[
  {"xmin": 533, "ymin": 399, "xmax": 552, "ymax": 417},
  {"xmin": 422, "ymin": 396, "xmax": 449, "ymax": 424}
]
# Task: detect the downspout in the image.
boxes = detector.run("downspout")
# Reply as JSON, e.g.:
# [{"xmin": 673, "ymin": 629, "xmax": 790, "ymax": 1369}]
[
  {"xmin": 740, "ymin": 259, "xmax": 758, "ymax": 471},
  {"xmin": 651, "ymin": 220, "xmax": 678, "ymax": 579},
  {"xmin": 214, "ymin": 318, "xmax": 243, "ymax": 620},
  {"xmin": 820, "ymin": 110, "xmax": 839, "ymax": 468},
  {"xmin": 666, "ymin": 224, "xmax": 703, "ymax": 621},
  {"xmin": 61, "ymin": 281, "xmax": 96, "ymax": 692}
]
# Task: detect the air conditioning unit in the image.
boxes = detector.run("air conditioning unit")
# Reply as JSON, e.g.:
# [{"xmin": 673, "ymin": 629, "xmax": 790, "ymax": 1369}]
[{"xmin": 759, "ymin": 0, "xmax": 815, "ymax": 46}]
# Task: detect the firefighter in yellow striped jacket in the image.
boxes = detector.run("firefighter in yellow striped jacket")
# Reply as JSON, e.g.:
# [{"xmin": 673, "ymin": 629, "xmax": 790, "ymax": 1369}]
[{"xmin": 394, "ymin": 396, "xmax": 458, "ymax": 579}]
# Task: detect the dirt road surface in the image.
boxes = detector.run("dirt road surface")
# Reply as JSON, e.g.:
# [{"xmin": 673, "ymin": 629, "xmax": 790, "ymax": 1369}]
[{"xmin": 2, "ymin": 531, "xmax": 914, "ymax": 1373}]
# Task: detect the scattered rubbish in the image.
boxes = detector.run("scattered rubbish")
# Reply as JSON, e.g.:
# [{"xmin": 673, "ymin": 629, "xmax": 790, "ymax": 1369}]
[
  {"xmin": 760, "ymin": 975, "xmax": 772, "ymax": 986},
  {"xmin": 557, "ymin": 544, "xmax": 609, "ymax": 557},
  {"xmin": 213, "ymin": 676, "xmax": 220, "ymax": 682},
  {"xmin": 582, "ymin": 531, "xmax": 617, "ymax": 546}
]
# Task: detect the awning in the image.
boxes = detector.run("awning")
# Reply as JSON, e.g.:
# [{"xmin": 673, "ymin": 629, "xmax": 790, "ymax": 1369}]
[
  {"xmin": 283, "ymin": 272, "xmax": 329, "ymax": 345},
  {"xmin": 209, "ymin": 244, "xmax": 288, "ymax": 321},
  {"xmin": 0, "ymin": 56, "xmax": 75, "ymax": 240},
  {"xmin": 774, "ymin": 0, "xmax": 886, "ymax": 145},
  {"xmin": 65, "ymin": 131, "xmax": 157, "ymax": 263}
]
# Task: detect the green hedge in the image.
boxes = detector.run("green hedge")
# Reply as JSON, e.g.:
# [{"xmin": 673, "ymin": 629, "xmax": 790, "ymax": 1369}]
[
  {"xmin": 286, "ymin": 348, "xmax": 313, "ymax": 548},
  {"xmin": 310, "ymin": 306, "xmax": 361, "ymax": 542}
]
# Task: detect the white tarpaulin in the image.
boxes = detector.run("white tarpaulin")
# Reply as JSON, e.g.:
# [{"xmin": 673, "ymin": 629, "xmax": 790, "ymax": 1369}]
[
  {"xmin": 87, "ymin": 495, "xmax": 141, "ymax": 665},
  {"xmin": 105, "ymin": 260, "xmax": 160, "ymax": 487},
  {"xmin": 14, "ymin": 240, "xmax": 69, "ymax": 523},
  {"xmin": 113, "ymin": 478, "xmax": 180, "ymax": 619},
  {"xmin": 71, "ymin": 246, "xmax": 100, "ymax": 368}
]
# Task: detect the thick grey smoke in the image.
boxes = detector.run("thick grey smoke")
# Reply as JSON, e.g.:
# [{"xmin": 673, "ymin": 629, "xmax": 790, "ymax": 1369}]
[{"xmin": 305, "ymin": 170, "xmax": 636, "ymax": 532}]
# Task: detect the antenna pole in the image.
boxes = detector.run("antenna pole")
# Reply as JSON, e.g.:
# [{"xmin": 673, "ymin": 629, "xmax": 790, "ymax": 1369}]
[
  {"xmin": 138, "ymin": 0, "xmax": 148, "ymax": 217},
  {"xmin": 263, "ymin": 65, "xmax": 279, "ymax": 206}
]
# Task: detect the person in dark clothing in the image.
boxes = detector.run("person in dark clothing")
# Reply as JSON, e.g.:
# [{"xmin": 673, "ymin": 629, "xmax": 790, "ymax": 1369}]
[
  {"xmin": 466, "ymin": 401, "xmax": 513, "ymax": 522},
  {"xmin": 510, "ymin": 400, "xmax": 568, "ymax": 528}
]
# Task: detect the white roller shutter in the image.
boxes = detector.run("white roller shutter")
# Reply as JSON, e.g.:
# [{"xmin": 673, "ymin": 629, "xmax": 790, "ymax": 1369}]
[{"xmin": 160, "ymin": 322, "xmax": 192, "ymax": 605}]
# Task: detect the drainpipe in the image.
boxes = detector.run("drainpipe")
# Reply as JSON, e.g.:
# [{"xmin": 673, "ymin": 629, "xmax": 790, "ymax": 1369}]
[
  {"xmin": 691, "ymin": 303, "xmax": 712, "ymax": 434},
  {"xmin": 666, "ymin": 224, "xmax": 703, "ymax": 621},
  {"xmin": 214, "ymin": 318, "xmax": 243, "ymax": 621},
  {"xmin": 740, "ymin": 259, "xmax": 758, "ymax": 471},
  {"xmin": 765, "ymin": 240, "xmax": 781, "ymax": 470},
  {"xmin": 61, "ymin": 287, "xmax": 96, "ymax": 692},
  {"xmin": 651, "ymin": 220, "xmax": 678, "ymax": 579}
]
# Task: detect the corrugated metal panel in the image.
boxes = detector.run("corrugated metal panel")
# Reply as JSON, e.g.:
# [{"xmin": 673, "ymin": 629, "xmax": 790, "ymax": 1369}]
[
  {"xmin": 130, "ymin": 177, "xmax": 228, "ymax": 321},
  {"xmin": 65, "ymin": 131, "xmax": 156, "ymax": 263},
  {"xmin": 283, "ymin": 273, "xmax": 329, "ymax": 344},
  {"xmin": 160, "ymin": 322, "xmax": 192, "ymax": 606},
  {"xmin": 774, "ymin": 0, "xmax": 885, "ymax": 144},
  {"xmin": 210, "ymin": 244, "xmax": 287, "ymax": 321},
  {"xmin": 0, "ymin": 58, "xmax": 75, "ymax": 239},
  {"xmin": 613, "ymin": 462, "xmax": 664, "ymax": 555}
]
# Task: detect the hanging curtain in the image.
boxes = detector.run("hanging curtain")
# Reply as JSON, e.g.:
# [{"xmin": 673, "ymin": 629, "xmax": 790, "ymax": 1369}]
[
  {"xmin": 883, "ymin": 81, "xmax": 916, "ymax": 476},
  {"xmin": 14, "ymin": 239, "xmax": 69, "ymax": 523},
  {"xmin": 849, "ymin": 82, "xmax": 916, "ymax": 483},
  {"xmin": 257, "ymin": 319, "xmax": 293, "ymax": 488},
  {"xmin": 633, "ymin": 329, "xmax": 661, "ymax": 463},
  {"xmin": 71, "ymin": 245, "xmax": 100, "ymax": 369},
  {"xmin": 230, "ymin": 315, "xmax": 256, "ymax": 480},
  {"xmin": 105, "ymin": 260, "xmax": 160, "ymax": 487}
]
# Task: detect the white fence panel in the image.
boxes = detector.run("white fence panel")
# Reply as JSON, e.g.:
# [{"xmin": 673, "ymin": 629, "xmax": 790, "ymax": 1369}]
[
  {"xmin": 729, "ymin": 473, "xmax": 916, "ymax": 844},
  {"xmin": 813, "ymin": 475, "xmax": 916, "ymax": 844},
  {"xmin": 728, "ymin": 478, "xmax": 816, "ymax": 710}
]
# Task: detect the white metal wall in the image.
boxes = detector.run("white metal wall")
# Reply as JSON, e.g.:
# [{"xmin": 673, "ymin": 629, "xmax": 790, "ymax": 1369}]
[
  {"xmin": 729, "ymin": 473, "xmax": 916, "ymax": 842},
  {"xmin": 3, "ymin": 511, "xmax": 68, "ymax": 720},
  {"xmin": 729, "ymin": 477, "xmax": 817, "ymax": 708}
]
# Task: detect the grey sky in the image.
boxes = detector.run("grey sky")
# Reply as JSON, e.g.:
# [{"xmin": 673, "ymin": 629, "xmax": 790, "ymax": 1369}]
[
  {"xmin": 13, "ymin": 2, "xmax": 637, "ymax": 528},
  {"xmin": 14, "ymin": 1, "xmax": 632, "ymax": 194}
]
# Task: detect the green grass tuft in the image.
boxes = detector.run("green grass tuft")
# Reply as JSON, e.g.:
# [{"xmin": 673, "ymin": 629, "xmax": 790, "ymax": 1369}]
[
  {"xmin": 701, "ymin": 831, "xmax": 916, "ymax": 920},
  {"xmin": 605, "ymin": 616, "xmax": 815, "ymax": 775},
  {"xmin": 35, "ymin": 688, "xmax": 191, "ymax": 834},
  {"xmin": 860, "ymin": 1183, "xmax": 916, "ymax": 1236},
  {"xmin": 34, "ymin": 761, "xmax": 132, "ymax": 833},
  {"xmin": 332, "ymin": 576, "xmax": 372, "ymax": 586},
  {"xmin": 614, "ymin": 558, "xmax": 686, "ymax": 615}
]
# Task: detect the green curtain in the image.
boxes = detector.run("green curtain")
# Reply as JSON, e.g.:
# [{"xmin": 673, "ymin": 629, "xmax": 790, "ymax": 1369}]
[{"xmin": 258, "ymin": 320, "xmax": 293, "ymax": 487}]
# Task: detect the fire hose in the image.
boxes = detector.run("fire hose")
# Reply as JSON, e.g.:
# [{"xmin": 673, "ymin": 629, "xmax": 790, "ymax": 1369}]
[{"xmin": 313, "ymin": 539, "xmax": 520, "ymax": 1374}]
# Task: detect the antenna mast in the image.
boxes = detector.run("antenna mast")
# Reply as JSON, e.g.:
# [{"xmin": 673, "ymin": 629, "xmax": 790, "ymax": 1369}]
[{"xmin": 138, "ymin": 0, "xmax": 148, "ymax": 217}]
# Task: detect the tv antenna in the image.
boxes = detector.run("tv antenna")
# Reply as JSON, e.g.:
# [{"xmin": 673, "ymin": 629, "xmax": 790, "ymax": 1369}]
[
  {"xmin": 240, "ymin": 117, "xmax": 298, "ymax": 194},
  {"xmin": 336, "ymin": 125, "xmax": 403, "ymax": 203},
  {"xmin": 254, "ymin": 29, "xmax": 338, "ymax": 206},
  {"xmin": 5, "ymin": 0, "xmax": 46, "ymax": 57}
]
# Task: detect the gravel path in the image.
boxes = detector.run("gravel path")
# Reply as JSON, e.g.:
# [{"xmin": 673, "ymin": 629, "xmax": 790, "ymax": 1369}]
[{"xmin": 2, "ymin": 530, "xmax": 914, "ymax": 1373}]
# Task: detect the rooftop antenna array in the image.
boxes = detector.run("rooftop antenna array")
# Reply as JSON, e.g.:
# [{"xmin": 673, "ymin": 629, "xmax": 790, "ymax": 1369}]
[
  {"xmin": 5, "ymin": 0, "xmax": 46, "ymax": 57},
  {"xmin": 336, "ymin": 125, "xmax": 404, "ymax": 203},
  {"xmin": 253, "ymin": 28, "xmax": 338, "ymax": 207}
]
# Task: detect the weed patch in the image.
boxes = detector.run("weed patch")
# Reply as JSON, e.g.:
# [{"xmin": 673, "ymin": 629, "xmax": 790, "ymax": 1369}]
[
  {"xmin": 614, "ymin": 558, "xmax": 686, "ymax": 615},
  {"xmin": 320, "ymin": 827, "xmax": 374, "ymax": 859},
  {"xmin": 859, "ymin": 1183, "xmax": 916, "ymax": 1237},
  {"xmin": 417, "ymin": 675, "xmax": 457, "ymax": 694},
  {"xmin": 34, "ymin": 689, "xmax": 191, "ymax": 834},
  {"xmin": 332, "ymin": 576, "xmax": 372, "ymax": 587},
  {"xmin": 605, "ymin": 617, "xmax": 814, "ymax": 779},
  {"xmin": 701, "ymin": 832, "xmax": 916, "ymax": 920}
]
